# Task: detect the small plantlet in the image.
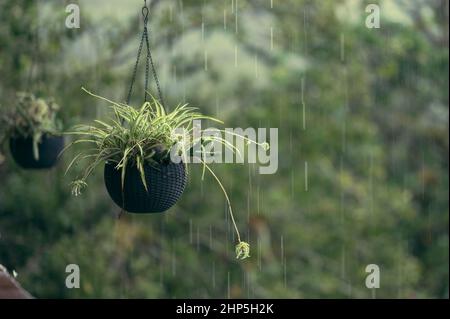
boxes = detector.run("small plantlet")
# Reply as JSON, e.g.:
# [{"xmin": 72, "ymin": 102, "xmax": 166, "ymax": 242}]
[
  {"xmin": 236, "ymin": 241, "xmax": 251, "ymax": 260},
  {"xmin": 65, "ymin": 88, "xmax": 269, "ymax": 259},
  {"xmin": 70, "ymin": 180, "xmax": 88, "ymax": 197}
]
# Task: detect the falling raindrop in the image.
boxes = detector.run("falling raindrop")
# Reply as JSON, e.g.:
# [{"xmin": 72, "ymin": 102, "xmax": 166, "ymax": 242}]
[
  {"xmin": 212, "ymin": 261, "xmax": 216, "ymax": 289},
  {"xmin": 247, "ymin": 189, "xmax": 251, "ymax": 223},
  {"xmin": 209, "ymin": 225, "xmax": 213, "ymax": 250},
  {"xmin": 225, "ymin": 200, "xmax": 230, "ymax": 258},
  {"xmin": 341, "ymin": 32, "xmax": 349, "ymax": 156},
  {"xmin": 270, "ymin": 27, "xmax": 274, "ymax": 50},
  {"xmin": 247, "ymin": 226, "xmax": 251, "ymax": 249},
  {"xmin": 290, "ymin": 129, "xmax": 293, "ymax": 153},
  {"xmin": 165, "ymin": 208, "xmax": 170, "ymax": 223},
  {"xmin": 421, "ymin": 149, "xmax": 426, "ymax": 199},
  {"xmin": 340, "ymin": 156, "xmax": 344, "ymax": 224},
  {"xmin": 224, "ymin": 9, "xmax": 227, "ymax": 30},
  {"xmin": 290, "ymin": 171, "xmax": 295, "ymax": 199},
  {"xmin": 257, "ymin": 236, "xmax": 262, "ymax": 271},
  {"xmin": 369, "ymin": 150, "xmax": 374, "ymax": 216},
  {"xmin": 173, "ymin": 65, "xmax": 177, "ymax": 84},
  {"xmin": 290, "ymin": 135, "xmax": 295, "ymax": 197},
  {"xmin": 235, "ymin": 0, "xmax": 239, "ymax": 34},
  {"xmin": 189, "ymin": 218, "xmax": 193, "ymax": 244},
  {"xmin": 257, "ymin": 184, "xmax": 261, "ymax": 214},
  {"xmin": 280, "ymin": 235, "xmax": 284, "ymax": 262},
  {"xmin": 246, "ymin": 264, "xmax": 251, "ymax": 298},
  {"xmin": 227, "ymin": 271, "xmax": 231, "ymax": 299},
  {"xmin": 179, "ymin": 0, "xmax": 185, "ymax": 33},
  {"xmin": 397, "ymin": 241, "xmax": 404, "ymax": 298},
  {"xmin": 172, "ymin": 239, "xmax": 177, "ymax": 276},
  {"xmin": 159, "ymin": 258, "xmax": 164, "ymax": 287},
  {"xmin": 303, "ymin": 8, "xmax": 308, "ymax": 56},
  {"xmin": 248, "ymin": 162, "xmax": 253, "ymax": 196},
  {"xmin": 342, "ymin": 120, "xmax": 347, "ymax": 154},
  {"xmin": 252, "ymin": 274, "xmax": 256, "ymax": 297},
  {"xmin": 341, "ymin": 246, "xmax": 346, "ymax": 281},
  {"xmin": 304, "ymin": 161, "xmax": 308, "ymax": 191},
  {"xmin": 254, "ymin": 54, "xmax": 259, "ymax": 79},
  {"xmin": 196, "ymin": 225, "xmax": 200, "ymax": 251},
  {"xmin": 201, "ymin": 174, "xmax": 204, "ymax": 196},
  {"xmin": 301, "ymin": 77, "xmax": 306, "ymax": 130},
  {"xmin": 201, "ymin": 20, "xmax": 205, "ymax": 42}
]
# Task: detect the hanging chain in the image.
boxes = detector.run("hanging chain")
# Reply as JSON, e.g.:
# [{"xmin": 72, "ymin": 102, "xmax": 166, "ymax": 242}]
[
  {"xmin": 126, "ymin": 17, "xmax": 145, "ymax": 105},
  {"xmin": 145, "ymin": 17, "xmax": 165, "ymax": 108},
  {"xmin": 126, "ymin": 0, "xmax": 165, "ymax": 109}
]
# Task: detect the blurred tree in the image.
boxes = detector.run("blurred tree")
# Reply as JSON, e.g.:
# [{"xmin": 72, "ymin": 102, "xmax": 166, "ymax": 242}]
[{"xmin": 0, "ymin": 0, "xmax": 448, "ymax": 298}]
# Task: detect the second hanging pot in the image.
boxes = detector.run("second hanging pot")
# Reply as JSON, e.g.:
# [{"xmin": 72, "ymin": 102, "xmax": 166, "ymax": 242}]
[
  {"xmin": 104, "ymin": 161, "xmax": 187, "ymax": 213},
  {"xmin": 9, "ymin": 134, "xmax": 64, "ymax": 169}
]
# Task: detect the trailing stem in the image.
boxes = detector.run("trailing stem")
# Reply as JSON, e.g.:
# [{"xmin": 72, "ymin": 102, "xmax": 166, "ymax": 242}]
[{"xmin": 200, "ymin": 159, "xmax": 250, "ymax": 260}]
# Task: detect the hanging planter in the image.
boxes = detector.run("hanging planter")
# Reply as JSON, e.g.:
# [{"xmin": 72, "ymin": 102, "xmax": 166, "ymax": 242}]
[
  {"xmin": 0, "ymin": 93, "xmax": 64, "ymax": 170},
  {"xmin": 66, "ymin": 89, "xmax": 214, "ymax": 212},
  {"xmin": 104, "ymin": 160, "xmax": 187, "ymax": 213},
  {"xmin": 66, "ymin": 88, "xmax": 266, "ymax": 260},
  {"xmin": 65, "ymin": 0, "xmax": 267, "ymax": 260},
  {"xmin": 9, "ymin": 134, "xmax": 64, "ymax": 169}
]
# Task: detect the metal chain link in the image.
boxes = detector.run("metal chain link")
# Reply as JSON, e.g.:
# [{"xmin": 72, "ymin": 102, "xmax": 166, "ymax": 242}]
[
  {"xmin": 145, "ymin": 23, "xmax": 165, "ymax": 107},
  {"xmin": 126, "ymin": 27, "xmax": 146, "ymax": 105},
  {"xmin": 126, "ymin": 0, "xmax": 165, "ymax": 111}
]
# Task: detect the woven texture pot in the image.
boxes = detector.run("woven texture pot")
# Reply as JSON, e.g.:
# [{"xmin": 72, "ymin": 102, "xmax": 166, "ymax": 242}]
[
  {"xmin": 104, "ymin": 161, "xmax": 187, "ymax": 213},
  {"xmin": 9, "ymin": 134, "xmax": 64, "ymax": 169}
]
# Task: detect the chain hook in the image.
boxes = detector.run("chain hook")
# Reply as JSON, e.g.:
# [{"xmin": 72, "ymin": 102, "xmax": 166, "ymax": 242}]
[
  {"xmin": 142, "ymin": 8, "xmax": 149, "ymax": 21},
  {"xmin": 141, "ymin": 0, "xmax": 149, "ymax": 21},
  {"xmin": 142, "ymin": 1, "xmax": 149, "ymax": 22}
]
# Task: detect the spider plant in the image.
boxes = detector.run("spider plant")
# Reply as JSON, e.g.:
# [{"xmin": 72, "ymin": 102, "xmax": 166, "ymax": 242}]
[
  {"xmin": 0, "ymin": 92, "xmax": 61, "ymax": 161},
  {"xmin": 65, "ymin": 88, "xmax": 269, "ymax": 260}
]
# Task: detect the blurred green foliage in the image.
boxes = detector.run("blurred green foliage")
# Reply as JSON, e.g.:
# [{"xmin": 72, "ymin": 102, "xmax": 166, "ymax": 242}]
[{"xmin": 0, "ymin": 0, "xmax": 448, "ymax": 298}]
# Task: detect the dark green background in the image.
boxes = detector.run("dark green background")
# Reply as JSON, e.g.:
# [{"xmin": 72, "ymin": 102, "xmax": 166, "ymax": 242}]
[{"xmin": 0, "ymin": 0, "xmax": 448, "ymax": 298}]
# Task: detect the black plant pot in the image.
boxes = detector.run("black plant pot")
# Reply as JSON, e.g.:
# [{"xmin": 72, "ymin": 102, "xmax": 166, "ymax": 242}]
[
  {"xmin": 9, "ymin": 134, "xmax": 65, "ymax": 169},
  {"xmin": 104, "ymin": 161, "xmax": 187, "ymax": 213}
]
